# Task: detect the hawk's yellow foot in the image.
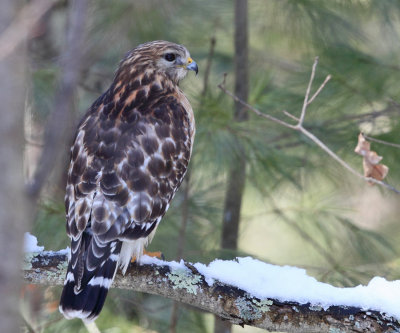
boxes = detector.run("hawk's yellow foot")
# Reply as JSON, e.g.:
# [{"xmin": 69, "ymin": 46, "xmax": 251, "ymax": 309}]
[{"xmin": 131, "ymin": 250, "xmax": 164, "ymax": 263}]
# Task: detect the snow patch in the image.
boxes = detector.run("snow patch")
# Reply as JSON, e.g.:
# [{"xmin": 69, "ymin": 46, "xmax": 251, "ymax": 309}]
[
  {"xmin": 42, "ymin": 247, "xmax": 70, "ymax": 259},
  {"xmin": 24, "ymin": 232, "xmax": 44, "ymax": 252},
  {"xmin": 53, "ymin": 247, "xmax": 70, "ymax": 256},
  {"xmin": 140, "ymin": 255, "xmax": 188, "ymax": 271},
  {"xmin": 24, "ymin": 232, "xmax": 69, "ymax": 257},
  {"xmin": 193, "ymin": 257, "xmax": 400, "ymax": 319},
  {"xmin": 141, "ymin": 255, "xmax": 400, "ymax": 319}
]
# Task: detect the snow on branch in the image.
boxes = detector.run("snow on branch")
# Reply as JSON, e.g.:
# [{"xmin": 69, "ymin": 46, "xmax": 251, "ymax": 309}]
[{"xmin": 23, "ymin": 250, "xmax": 400, "ymax": 333}]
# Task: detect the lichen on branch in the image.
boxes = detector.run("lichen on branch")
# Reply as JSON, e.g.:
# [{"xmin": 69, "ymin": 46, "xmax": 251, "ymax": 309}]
[{"xmin": 22, "ymin": 251, "xmax": 400, "ymax": 333}]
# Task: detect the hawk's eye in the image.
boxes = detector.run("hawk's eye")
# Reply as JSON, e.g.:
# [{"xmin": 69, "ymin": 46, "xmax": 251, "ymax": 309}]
[{"xmin": 164, "ymin": 53, "xmax": 176, "ymax": 62}]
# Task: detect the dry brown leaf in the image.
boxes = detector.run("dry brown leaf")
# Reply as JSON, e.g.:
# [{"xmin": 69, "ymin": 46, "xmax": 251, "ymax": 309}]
[
  {"xmin": 355, "ymin": 133, "xmax": 389, "ymax": 183},
  {"xmin": 354, "ymin": 133, "xmax": 370, "ymax": 156}
]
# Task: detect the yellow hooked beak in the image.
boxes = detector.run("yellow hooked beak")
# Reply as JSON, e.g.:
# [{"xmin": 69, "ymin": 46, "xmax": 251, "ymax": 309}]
[{"xmin": 186, "ymin": 57, "xmax": 198, "ymax": 75}]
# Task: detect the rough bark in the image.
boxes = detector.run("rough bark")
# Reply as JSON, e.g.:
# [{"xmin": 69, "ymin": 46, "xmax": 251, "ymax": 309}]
[
  {"xmin": 23, "ymin": 252, "xmax": 400, "ymax": 333},
  {"xmin": 0, "ymin": 1, "xmax": 29, "ymax": 332},
  {"xmin": 217, "ymin": 1, "xmax": 249, "ymax": 331}
]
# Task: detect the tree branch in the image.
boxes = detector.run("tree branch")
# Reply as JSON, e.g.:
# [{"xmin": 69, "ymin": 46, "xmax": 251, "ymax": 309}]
[
  {"xmin": 299, "ymin": 56, "xmax": 318, "ymax": 125},
  {"xmin": 23, "ymin": 252, "xmax": 400, "ymax": 333},
  {"xmin": 218, "ymin": 57, "xmax": 400, "ymax": 194},
  {"xmin": 362, "ymin": 133, "xmax": 400, "ymax": 149}
]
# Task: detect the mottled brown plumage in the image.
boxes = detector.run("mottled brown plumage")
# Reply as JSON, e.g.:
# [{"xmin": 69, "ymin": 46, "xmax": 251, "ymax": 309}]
[{"xmin": 59, "ymin": 40, "xmax": 198, "ymax": 320}]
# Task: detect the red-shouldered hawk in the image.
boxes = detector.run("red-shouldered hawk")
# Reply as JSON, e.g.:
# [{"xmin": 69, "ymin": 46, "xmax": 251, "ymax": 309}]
[{"xmin": 59, "ymin": 40, "xmax": 198, "ymax": 321}]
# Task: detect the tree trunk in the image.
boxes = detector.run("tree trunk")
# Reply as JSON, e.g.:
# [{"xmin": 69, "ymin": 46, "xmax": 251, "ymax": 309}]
[
  {"xmin": 0, "ymin": 1, "xmax": 29, "ymax": 332},
  {"xmin": 215, "ymin": 0, "xmax": 248, "ymax": 331},
  {"xmin": 27, "ymin": 0, "xmax": 88, "ymax": 197}
]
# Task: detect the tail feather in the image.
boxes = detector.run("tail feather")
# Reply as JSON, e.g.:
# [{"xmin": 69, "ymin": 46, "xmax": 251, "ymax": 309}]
[{"xmin": 59, "ymin": 240, "xmax": 121, "ymax": 321}]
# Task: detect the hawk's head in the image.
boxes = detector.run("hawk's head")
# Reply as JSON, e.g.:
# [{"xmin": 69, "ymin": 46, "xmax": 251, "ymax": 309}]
[{"xmin": 118, "ymin": 40, "xmax": 198, "ymax": 84}]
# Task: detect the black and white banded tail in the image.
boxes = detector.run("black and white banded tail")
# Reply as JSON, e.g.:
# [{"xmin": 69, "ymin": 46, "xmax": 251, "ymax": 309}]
[{"xmin": 59, "ymin": 232, "xmax": 122, "ymax": 321}]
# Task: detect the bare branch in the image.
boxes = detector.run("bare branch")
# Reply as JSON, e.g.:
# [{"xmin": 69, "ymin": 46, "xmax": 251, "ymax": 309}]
[
  {"xmin": 301, "ymin": 130, "xmax": 400, "ymax": 193},
  {"xmin": 23, "ymin": 252, "xmax": 400, "ymax": 333},
  {"xmin": 218, "ymin": 81, "xmax": 297, "ymax": 130},
  {"xmin": 218, "ymin": 59, "xmax": 400, "ymax": 194},
  {"xmin": 299, "ymin": 57, "xmax": 319, "ymax": 125},
  {"xmin": 282, "ymin": 110, "xmax": 299, "ymax": 122},
  {"xmin": 307, "ymin": 74, "xmax": 332, "ymax": 106},
  {"xmin": 362, "ymin": 133, "xmax": 400, "ymax": 149},
  {"xmin": 202, "ymin": 36, "xmax": 216, "ymax": 96}
]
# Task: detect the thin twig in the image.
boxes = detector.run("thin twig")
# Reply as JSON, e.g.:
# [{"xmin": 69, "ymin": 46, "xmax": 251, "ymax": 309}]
[
  {"xmin": 282, "ymin": 110, "xmax": 299, "ymax": 121},
  {"xmin": 320, "ymin": 103, "xmax": 400, "ymax": 127},
  {"xmin": 307, "ymin": 74, "xmax": 332, "ymax": 105},
  {"xmin": 299, "ymin": 57, "xmax": 319, "ymax": 125},
  {"xmin": 300, "ymin": 129, "xmax": 361, "ymax": 178},
  {"xmin": 301, "ymin": 129, "xmax": 400, "ymax": 193},
  {"xmin": 218, "ymin": 58, "xmax": 400, "ymax": 195},
  {"xmin": 202, "ymin": 36, "xmax": 216, "ymax": 96},
  {"xmin": 362, "ymin": 133, "xmax": 400, "ymax": 149},
  {"xmin": 218, "ymin": 82, "xmax": 297, "ymax": 130}
]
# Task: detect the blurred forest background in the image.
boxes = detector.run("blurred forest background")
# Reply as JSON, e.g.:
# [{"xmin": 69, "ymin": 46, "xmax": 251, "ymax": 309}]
[{"xmin": 16, "ymin": 0, "xmax": 400, "ymax": 332}]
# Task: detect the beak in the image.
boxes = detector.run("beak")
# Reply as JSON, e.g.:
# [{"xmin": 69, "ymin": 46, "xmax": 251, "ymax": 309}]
[{"xmin": 186, "ymin": 57, "xmax": 198, "ymax": 75}]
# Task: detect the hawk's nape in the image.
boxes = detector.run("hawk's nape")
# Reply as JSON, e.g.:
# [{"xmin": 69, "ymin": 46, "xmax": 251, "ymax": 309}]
[{"xmin": 59, "ymin": 40, "xmax": 198, "ymax": 321}]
